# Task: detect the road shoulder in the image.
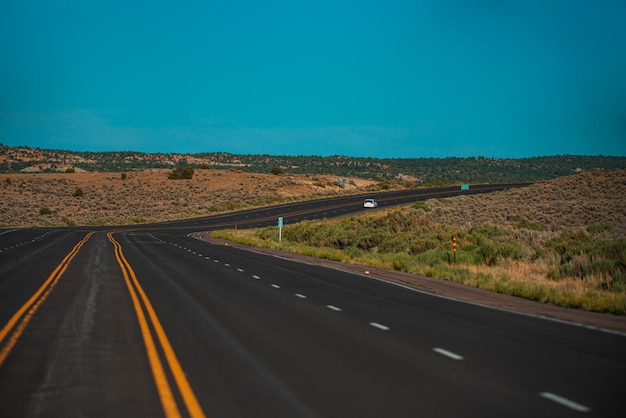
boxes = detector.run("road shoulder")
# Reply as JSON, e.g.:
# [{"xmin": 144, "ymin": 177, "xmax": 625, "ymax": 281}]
[{"xmin": 193, "ymin": 233, "xmax": 626, "ymax": 335}]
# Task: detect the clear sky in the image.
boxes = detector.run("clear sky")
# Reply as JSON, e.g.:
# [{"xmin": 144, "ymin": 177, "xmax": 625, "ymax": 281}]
[{"xmin": 1, "ymin": 0, "xmax": 625, "ymax": 158}]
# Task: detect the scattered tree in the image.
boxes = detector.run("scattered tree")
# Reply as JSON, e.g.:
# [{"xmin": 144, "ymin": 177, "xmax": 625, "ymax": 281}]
[{"xmin": 168, "ymin": 166, "xmax": 194, "ymax": 180}]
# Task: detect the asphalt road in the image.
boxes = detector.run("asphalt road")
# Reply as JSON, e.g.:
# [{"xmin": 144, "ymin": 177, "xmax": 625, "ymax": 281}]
[
  {"xmin": 156, "ymin": 183, "xmax": 531, "ymax": 231},
  {"xmin": 1, "ymin": 185, "xmax": 625, "ymax": 417}
]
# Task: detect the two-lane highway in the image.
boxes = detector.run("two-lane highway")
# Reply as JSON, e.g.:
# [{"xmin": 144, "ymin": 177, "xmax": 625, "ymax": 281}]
[
  {"xmin": 1, "ymin": 185, "xmax": 625, "ymax": 417},
  {"xmin": 159, "ymin": 183, "xmax": 530, "ymax": 230}
]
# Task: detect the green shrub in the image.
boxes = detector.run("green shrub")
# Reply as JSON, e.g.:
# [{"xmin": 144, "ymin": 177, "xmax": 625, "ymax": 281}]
[
  {"xmin": 546, "ymin": 229, "xmax": 590, "ymax": 255},
  {"xmin": 414, "ymin": 250, "xmax": 448, "ymax": 266},
  {"xmin": 516, "ymin": 216, "xmax": 542, "ymax": 231},
  {"xmin": 73, "ymin": 187, "xmax": 83, "ymax": 197},
  {"xmin": 270, "ymin": 166, "xmax": 283, "ymax": 175},
  {"xmin": 342, "ymin": 246, "xmax": 365, "ymax": 258},
  {"xmin": 412, "ymin": 201, "xmax": 431, "ymax": 212},
  {"xmin": 207, "ymin": 199, "xmax": 245, "ymax": 213},
  {"xmin": 255, "ymin": 226, "xmax": 279, "ymax": 240},
  {"xmin": 39, "ymin": 207, "xmax": 52, "ymax": 215},
  {"xmin": 61, "ymin": 217, "xmax": 75, "ymax": 226},
  {"xmin": 587, "ymin": 223, "xmax": 614, "ymax": 234},
  {"xmin": 498, "ymin": 243, "xmax": 524, "ymax": 261},
  {"xmin": 478, "ymin": 240, "xmax": 498, "ymax": 266},
  {"xmin": 168, "ymin": 166, "xmax": 194, "ymax": 179}
]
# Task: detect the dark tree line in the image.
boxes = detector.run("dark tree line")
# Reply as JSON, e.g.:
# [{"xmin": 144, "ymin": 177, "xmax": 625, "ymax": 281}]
[{"xmin": 2, "ymin": 144, "xmax": 625, "ymax": 184}]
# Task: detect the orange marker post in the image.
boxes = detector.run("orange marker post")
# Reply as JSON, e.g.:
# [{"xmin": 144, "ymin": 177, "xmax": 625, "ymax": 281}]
[{"xmin": 452, "ymin": 237, "xmax": 457, "ymax": 264}]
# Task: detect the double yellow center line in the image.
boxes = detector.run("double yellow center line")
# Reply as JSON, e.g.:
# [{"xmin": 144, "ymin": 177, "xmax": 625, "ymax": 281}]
[
  {"xmin": 0, "ymin": 231, "xmax": 95, "ymax": 366},
  {"xmin": 0, "ymin": 231, "xmax": 205, "ymax": 417},
  {"xmin": 108, "ymin": 233, "xmax": 205, "ymax": 418}
]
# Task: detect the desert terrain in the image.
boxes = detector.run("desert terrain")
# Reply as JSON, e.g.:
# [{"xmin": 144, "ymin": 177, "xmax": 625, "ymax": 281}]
[
  {"xmin": 2, "ymin": 167, "xmax": 625, "ymax": 328},
  {"xmin": 0, "ymin": 169, "xmax": 375, "ymax": 227},
  {"xmin": 1, "ymin": 168, "xmax": 624, "ymax": 234},
  {"xmin": 426, "ymin": 168, "xmax": 626, "ymax": 237}
]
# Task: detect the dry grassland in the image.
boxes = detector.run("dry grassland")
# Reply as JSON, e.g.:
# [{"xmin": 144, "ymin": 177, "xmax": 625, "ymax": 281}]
[
  {"xmin": 0, "ymin": 170, "xmax": 375, "ymax": 227},
  {"xmin": 426, "ymin": 169, "xmax": 626, "ymax": 237}
]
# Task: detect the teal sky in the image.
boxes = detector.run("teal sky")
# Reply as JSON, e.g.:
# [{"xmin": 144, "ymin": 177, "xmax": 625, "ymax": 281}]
[{"xmin": 1, "ymin": 0, "xmax": 625, "ymax": 158}]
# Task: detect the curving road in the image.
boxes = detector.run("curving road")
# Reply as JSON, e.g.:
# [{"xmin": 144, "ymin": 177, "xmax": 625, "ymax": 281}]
[{"xmin": 1, "ymin": 184, "xmax": 625, "ymax": 417}]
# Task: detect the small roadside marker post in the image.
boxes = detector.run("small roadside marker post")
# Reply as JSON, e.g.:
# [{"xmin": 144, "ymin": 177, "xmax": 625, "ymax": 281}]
[
  {"xmin": 278, "ymin": 217, "xmax": 283, "ymax": 243},
  {"xmin": 452, "ymin": 236, "xmax": 457, "ymax": 264}
]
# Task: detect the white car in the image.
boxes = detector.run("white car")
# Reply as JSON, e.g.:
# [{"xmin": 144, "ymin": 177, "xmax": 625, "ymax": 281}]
[{"xmin": 363, "ymin": 198, "xmax": 378, "ymax": 208}]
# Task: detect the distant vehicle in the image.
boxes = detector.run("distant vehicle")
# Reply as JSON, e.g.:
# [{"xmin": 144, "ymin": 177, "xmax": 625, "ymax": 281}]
[{"xmin": 363, "ymin": 198, "xmax": 378, "ymax": 208}]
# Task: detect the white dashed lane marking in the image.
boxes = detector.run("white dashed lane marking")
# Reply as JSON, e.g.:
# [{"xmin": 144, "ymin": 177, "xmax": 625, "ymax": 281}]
[
  {"xmin": 170, "ymin": 235, "xmax": 594, "ymax": 418},
  {"xmin": 163, "ymin": 236, "xmax": 509, "ymax": 395},
  {"xmin": 433, "ymin": 348, "xmax": 464, "ymax": 361},
  {"xmin": 539, "ymin": 392, "xmax": 590, "ymax": 412}
]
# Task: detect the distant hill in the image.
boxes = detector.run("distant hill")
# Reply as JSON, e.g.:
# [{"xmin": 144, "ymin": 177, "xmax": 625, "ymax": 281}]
[{"xmin": 1, "ymin": 143, "xmax": 625, "ymax": 184}]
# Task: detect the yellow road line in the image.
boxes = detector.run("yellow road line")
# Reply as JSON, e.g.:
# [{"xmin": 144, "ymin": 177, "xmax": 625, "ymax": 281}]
[
  {"xmin": 108, "ymin": 233, "xmax": 205, "ymax": 418},
  {"xmin": 0, "ymin": 231, "xmax": 95, "ymax": 367}
]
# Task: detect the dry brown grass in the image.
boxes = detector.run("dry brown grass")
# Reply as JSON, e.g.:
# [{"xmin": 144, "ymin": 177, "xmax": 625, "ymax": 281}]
[
  {"xmin": 426, "ymin": 169, "xmax": 626, "ymax": 238},
  {"xmin": 0, "ymin": 170, "xmax": 375, "ymax": 227}
]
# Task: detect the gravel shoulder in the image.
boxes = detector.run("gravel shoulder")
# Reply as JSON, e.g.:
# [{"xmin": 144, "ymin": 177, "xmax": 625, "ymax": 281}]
[{"xmin": 195, "ymin": 233, "xmax": 626, "ymax": 335}]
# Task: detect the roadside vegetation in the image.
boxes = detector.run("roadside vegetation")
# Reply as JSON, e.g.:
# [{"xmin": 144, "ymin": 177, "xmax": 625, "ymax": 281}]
[
  {"xmin": 168, "ymin": 166, "xmax": 194, "ymax": 180},
  {"xmin": 212, "ymin": 170, "xmax": 626, "ymax": 314}
]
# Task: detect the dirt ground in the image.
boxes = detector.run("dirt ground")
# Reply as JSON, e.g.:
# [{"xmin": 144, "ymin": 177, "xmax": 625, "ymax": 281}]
[{"xmin": 0, "ymin": 170, "xmax": 376, "ymax": 227}]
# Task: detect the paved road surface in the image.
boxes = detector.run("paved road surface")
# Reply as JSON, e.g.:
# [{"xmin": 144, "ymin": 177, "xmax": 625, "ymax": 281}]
[{"xmin": 1, "ymin": 185, "xmax": 624, "ymax": 417}]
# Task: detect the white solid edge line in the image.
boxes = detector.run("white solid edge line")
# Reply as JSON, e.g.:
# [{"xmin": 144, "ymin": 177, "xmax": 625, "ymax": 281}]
[
  {"xmin": 369, "ymin": 322, "xmax": 390, "ymax": 331},
  {"xmin": 356, "ymin": 271, "xmax": 626, "ymax": 337},
  {"xmin": 187, "ymin": 233, "xmax": 625, "ymax": 337},
  {"xmin": 433, "ymin": 347, "xmax": 464, "ymax": 361},
  {"xmin": 539, "ymin": 392, "xmax": 590, "ymax": 412}
]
